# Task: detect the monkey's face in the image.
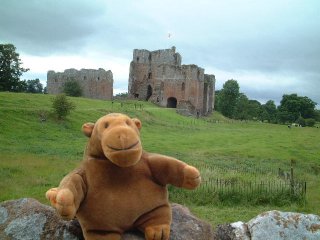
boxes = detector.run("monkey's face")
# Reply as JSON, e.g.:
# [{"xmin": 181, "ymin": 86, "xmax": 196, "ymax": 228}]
[{"xmin": 82, "ymin": 113, "xmax": 142, "ymax": 167}]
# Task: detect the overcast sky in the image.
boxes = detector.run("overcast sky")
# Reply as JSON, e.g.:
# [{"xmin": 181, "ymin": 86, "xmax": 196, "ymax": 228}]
[{"xmin": 1, "ymin": 0, "xmax": 319, "ymax": 107}]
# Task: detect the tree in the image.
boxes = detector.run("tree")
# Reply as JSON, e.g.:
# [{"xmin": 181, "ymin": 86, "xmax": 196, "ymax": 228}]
[
  {"xmin": 277, "ymin": 94, "xmax": 317, "ymax": 123},
  {"xmin": 305, "ymin": 118, "xmax": 316, "ymax": 127},
  {"xmin": 261, "ymin": 100, "xmax": 277, "ymax": 123},
  {"xmin": 214, "ymin": 90, "xmax": 221, "ymax": 111},
  {"xmin": 14, "ymin": 79, "xmax": 28, "ymax": 92},
  {"xmin": 218, "ymin": 79, "xmax": 240, "ymax": 118},
  {"xmin": 247, "ymin": 100, "xmax": 262, "ymax": 120},
  {"xmin": 114, "ymin": 92, "xmax": 128, "ymax": 100},
  {"xmin": 233, "ymin": 93, "xmax": 249, "ymax": 120},
  {"xmin": 26, "ymin": 79, "xmax": 43, "ymax": 93},
  {"xmin": 0, "ymin": 44, "xmax": 29, "ymax": 91},
  {"xmin": 296, "ymin": 116, "xmax": 306, "ymax": 127},
  {"xmin": 52, "ymin": 94, "xmax": 75, "ymax": 120},
  {"xmin": 315, "ymin": 110, "xmax": 320, "ymax": 122},
  {"xmin": 63, "ymin": 78, "xmax": 82, "ymax": 97},
  {"xmin": 299, "ymin": 96, "xmax": 317, "ymax": 119}
]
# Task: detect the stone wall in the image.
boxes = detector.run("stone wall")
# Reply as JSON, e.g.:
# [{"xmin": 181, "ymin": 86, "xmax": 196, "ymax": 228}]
[
  {"xmin": 47, "ymin": 68, "xmax": 113, "ymax": 100},
  {"xmin": 128, "ymin": 47, "xmax": 215, "ymax": 116}
]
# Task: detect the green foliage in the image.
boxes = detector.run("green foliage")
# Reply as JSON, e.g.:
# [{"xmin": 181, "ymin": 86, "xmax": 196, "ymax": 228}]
[
  {"xmin": 216, "ymin": 80, "xmax": 318, "ymax": 127},
  {"xmin": 234, "ymin": 93, "xmax": 249, "ymax": 120},
  {"xmin": 261, "ymin": 100, "xmax": 277, "ymax": 123},
  {"xmin": 315, "ymin": 110, "xmax": 320, "ymax": 122},
  {"xmin": 0, "ymin": 44, "xmax": 29, "ymax": 91},
  {"xmin": 114, "ymin": 92, "xmax": 128, "ymax": 100},
  {"xmin": 247, "ymin": 100, "xmax": 262, "ymax": 120},
  {"xmin": 63, "ymin": 78, "xmax": 83, "ymax": 97},
  {"xmin": 305, "ymin": 118, "xmax": 316, "ymax": 127},
  {"xmin": 51, "ymin": 94, "xmax": 76, "ymax": 120},
  {"xmin": 214, "ymin": 90, "xmax": 221, "ymax": 111},
  {"xmin": 278, "ymin": 94, "xmax": 317, "ymax": 123},
  {"xmin": 26, "ymin": 79, "xmax": 43, "ymax": 93},
  {"xmin": 217, "ymin": 81, "xmax": 263, "ymax": 121},
  {"xmin": 233, "ymin": 94, "xmax": 264, "ymax": 121},
  {"xmin": 216, "ymin": 79, "xmax": 240, "ymax": 118},
  {"xmin": 296, "ymin": 116, "xmax": 306, "ymax": 127}
]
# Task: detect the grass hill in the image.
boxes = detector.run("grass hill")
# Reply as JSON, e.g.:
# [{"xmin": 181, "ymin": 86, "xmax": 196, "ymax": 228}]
[{"xmin": 0, "ymin": 92, "xmax": 319, "ymax": 227}]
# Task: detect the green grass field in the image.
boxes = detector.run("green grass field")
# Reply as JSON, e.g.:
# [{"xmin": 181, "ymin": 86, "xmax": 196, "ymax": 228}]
[{"xmin": 0, "ymin": 92, "xmax": 319, "ymax": 228}]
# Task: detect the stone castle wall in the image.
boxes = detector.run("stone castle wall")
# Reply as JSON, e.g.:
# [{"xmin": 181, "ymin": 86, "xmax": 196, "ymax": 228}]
[
  {"xmin": 128, "ymin": 47, "xmax": 215, "ymax": 116},
  {"xmin": 47, "ymin": 68, "xmax": 113, "ymax": 100}
]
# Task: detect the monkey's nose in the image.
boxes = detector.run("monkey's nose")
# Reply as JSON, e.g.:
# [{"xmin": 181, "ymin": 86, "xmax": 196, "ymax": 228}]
[{"xmin": 118, "ymin": 134, "xmax": 128, "ymax": 148}]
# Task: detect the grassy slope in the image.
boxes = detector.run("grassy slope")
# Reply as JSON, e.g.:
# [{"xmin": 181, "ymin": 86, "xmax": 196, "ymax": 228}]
[{"xmin": 0, "ymin": 92, "xmax": 319, "ymax": 227}]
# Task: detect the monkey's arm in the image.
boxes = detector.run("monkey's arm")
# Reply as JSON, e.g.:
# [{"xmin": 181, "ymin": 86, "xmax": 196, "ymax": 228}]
[
  {"xmin": 46, "ymin": 168, "xmax": 87, "ymax": 219},
  {"xmin": 146, "ymin": 152, "xmax": 201, "ymax": 189}
]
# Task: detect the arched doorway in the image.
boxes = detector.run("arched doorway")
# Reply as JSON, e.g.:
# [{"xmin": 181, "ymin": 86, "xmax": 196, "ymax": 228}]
[
  {"xmin": 167, "ymin": 97, "xmax": 177, "ymax": 108},
  {"xmin": 146, "ymin": 85, "xmax": 152, "ymax": 101}
]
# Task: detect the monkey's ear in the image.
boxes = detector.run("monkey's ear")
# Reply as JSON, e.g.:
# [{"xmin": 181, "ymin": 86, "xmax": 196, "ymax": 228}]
[
  {"xmin": 132, "ymin": 118, "xmax": 142, "ymax": 130},
  {"xmin": 82, "ymin": 123, "xmax": 95, "ymax": 137}
]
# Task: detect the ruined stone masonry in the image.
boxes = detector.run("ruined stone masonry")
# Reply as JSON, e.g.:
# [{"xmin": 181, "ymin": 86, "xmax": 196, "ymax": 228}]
[
  {"xmin": 47, "ymin": 68, "xmax": 113, "ymax": 100},
  {"xmin": 128, "ymin": 46, "xmax": 215, "ymax": 116}
]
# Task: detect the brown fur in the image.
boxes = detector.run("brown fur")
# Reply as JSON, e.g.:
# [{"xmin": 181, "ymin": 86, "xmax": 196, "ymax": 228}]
[{"xmin": 46, "ymin": 113, "xmax": 201, "ymax": 240}]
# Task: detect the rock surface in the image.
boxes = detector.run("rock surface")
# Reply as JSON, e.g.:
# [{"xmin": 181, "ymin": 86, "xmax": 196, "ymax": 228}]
[
  {"xmin": 247, "ymin": 210, "xmax": 320, "ymax": 240},
  {"xmin": 215, "ymin": 210, "xmax": 320, "ymax": 240},
  {"xmin": 2, "ymin": 199, "xmax": 320, "ymax": 240},
  {"xmin": 0, "ymin": 198, "xmax": 214, "ymax": 240}
]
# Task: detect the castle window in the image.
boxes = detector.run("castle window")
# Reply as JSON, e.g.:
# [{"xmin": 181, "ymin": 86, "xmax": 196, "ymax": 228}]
[
  {"xmin": 148, "ymin": 54, "xmax": 152, "ymax": 61},
  {"xmin": 181, "ymin": 82, "xmax": 185, "ymax": 91},
  {"xmin": 97, "ymin": 77, "xmax": 100, "ymax": 81},
  {"xmin": 84, "ymin": 76, "xmax": 87, "ymax": 80},
  {"xmin": 148, "ymin": 72, "xmax": 152, "ymax": 79},
  {"xmin": 137, "ymin": 57, "xmax": 140, "ymax": 62}
]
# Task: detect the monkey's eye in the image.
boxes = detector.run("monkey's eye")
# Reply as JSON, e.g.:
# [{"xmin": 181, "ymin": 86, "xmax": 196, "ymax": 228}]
[{"xmin": 104, "ymin": 122, "xmax": 109, "ymax": 128}]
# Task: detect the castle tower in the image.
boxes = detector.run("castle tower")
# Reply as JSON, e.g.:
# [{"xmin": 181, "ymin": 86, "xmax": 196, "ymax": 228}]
[{"xmin": 128, "ymin": 47, "xmax": 215, "ymax": 116}]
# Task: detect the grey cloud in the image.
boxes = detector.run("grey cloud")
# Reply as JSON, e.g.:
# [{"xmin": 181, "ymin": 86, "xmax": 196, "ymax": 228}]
[
  {"xmin": 242, "ymin": 88, "xmax": 284, "ymax": 106},
  {"xmin": 237, "ymin": 71, "xmax": 320, "ymax": 107},
  {"xmin": 1, "ymin": 0, "xmax": 319, "ymax": 106},
  {"xmin": 0, "ymin": 0, "xmax": 106, "ymax": 55}
]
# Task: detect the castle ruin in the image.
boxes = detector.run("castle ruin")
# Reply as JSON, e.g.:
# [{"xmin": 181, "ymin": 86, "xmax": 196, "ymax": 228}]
[
  {"xmin": 128, "ymin": 47, "xmax": 215, "ymax": 116},
  {"xmin": 47, "ymin": 68, "xmax": 113, "ymax": 100}
]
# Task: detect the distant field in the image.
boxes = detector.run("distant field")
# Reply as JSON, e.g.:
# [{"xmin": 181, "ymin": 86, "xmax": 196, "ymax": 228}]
[{"xmin": 0, "ymin": 92, "xmax": 319, "ymax": 228}]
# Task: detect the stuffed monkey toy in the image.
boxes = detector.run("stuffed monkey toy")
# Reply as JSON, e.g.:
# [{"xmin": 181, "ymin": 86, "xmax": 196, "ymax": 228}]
[{"xmin": 46, "ymin": 113, "xmax": 201, "ymax": 240}]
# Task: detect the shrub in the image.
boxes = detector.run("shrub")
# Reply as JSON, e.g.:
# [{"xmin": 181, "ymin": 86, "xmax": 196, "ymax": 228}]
[
  {"xmin": 305, "ymin": 118, "xmax": 316, "ymax": 127},
  {"xmin": 63, "ymin": 79, "xmax": 82, "ymax": 97},
  {"xmin": 52, "ymin": 94, "xmax": 75, "ymax": 120}
]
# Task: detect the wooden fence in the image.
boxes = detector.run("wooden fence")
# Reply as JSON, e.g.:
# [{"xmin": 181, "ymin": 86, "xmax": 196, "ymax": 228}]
[
  {"xmin": 199, "ymin": 178, "xmax": 306, "ymax": 197},
  {"xmin": 169, "ymin": 163, "xmax": 307, "ymax": 205}
]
